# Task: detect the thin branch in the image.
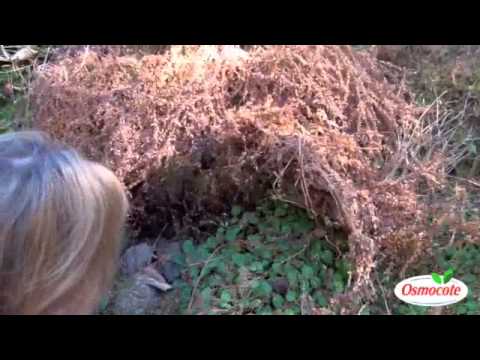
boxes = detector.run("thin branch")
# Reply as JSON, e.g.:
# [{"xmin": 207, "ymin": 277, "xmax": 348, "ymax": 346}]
[{"xmin": 187, "ymin": 244, "xmax": 225, "ymax": 312}]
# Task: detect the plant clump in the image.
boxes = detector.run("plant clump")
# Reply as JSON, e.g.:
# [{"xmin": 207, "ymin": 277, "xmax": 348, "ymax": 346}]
[{"xmin": 31, "ymin": 45, "xmax": 451, "ymax": 311}]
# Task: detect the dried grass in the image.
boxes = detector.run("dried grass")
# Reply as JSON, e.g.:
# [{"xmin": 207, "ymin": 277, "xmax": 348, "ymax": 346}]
[{"xmin": 31, "ymin": 45, "xmax": 455, "ymax": 310}]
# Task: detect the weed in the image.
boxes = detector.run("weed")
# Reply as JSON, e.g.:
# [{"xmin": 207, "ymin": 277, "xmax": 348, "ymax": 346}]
[{"xmin": 172, "ymin": 201, "xmax": 351, "ymax": 315}]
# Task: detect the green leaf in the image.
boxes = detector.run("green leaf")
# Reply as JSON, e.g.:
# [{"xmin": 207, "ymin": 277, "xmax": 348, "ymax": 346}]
[
  {"xmin": 196, "ymin": 246, "xmax": 210, "ymax": 262},
  {"xmin": 247, "ymin": 234, "xmax": 262, "ymax": 242},
  {"xmin": 260, "ymin": 248, "xmax": 273, "ymax": 260},
  {"xmin": 466, "ymin": 301, "xmax": 478, "ymax": 313},
  {"xmin": 98, "ymin": 296, "xmax": 109, "ymax": 313},
  {"xmin": 225, "ymin": 225, "xmax": 242, "ymax": 242},
  {"xmin": 172, "ymin": 253, "xmax": 186, "ymax": 266},
  {"xmin": 271, "ymin": 217, "xmax": 281, "ymax": 232},
  {"xmin": 456, "ymin": 304, "xmax": 468, "ymax": 315},
  {"xmin": 189, "ymin": 266, "xmax": 200, "ymax": 279},
  {"xmin": 216, "ymin": 261, "xmax": 228, "ymax": 275},
  {"xmin": 220, "ymin": 290, "xmax": 232, "ymax": 303},
  {"xmin": 321, "ymin": 250, "xmax": 333, "ymax": 266},
  {"xmin": 182, "ymin": 240, "xmax": 195, "ymax": 255},
  {"xmin": 243, "ymin": 212, "xmax": 258, "ymax": 225},
  {"xmin": 280, "ymin": 223, "xmax": 292, "ymax": 234},
  {"xmin": 271, "ymin": 262, "xmax": 283, "ymax": 274},
  {"xmin": 257, "ymin": 306, "xmax": 273, "ymax": 315},
  {"xmin": 443, "ymin": 268, "xmax": 454, "ymax": 284},
  {"xmin": 257, "ymin": 222, "xmax": 270, "ymax": 233},
  {"xmin": 205, "ymin": 236, "xmax": 219, "ymax": 250},
  {"xmin": 301, "ymin": 265, "xmax": 315, "ymax": 279},
  {"xmin": 179, "ymin": 285, "xmax": 193, "ymax": 305},
  {"xmin": 462, "ymin": 273, "xmax": 476, "ymax": 284},
  {"xmin": 286, "ymin": 268, "xmax": 299, "ymax": 287},
  {"xmin": 333, "ymin": 273, "xmax": 344, "ymax": 293},
  {"xmin": 215, "ymin": 227, "xmax": 225, "ymax": 242},
  {"xmin": 243, "ymin": 253, "xmax": 255, "ymax": 265},
  {"xmin": 249, "ymin": 261, "xmax": 264, "ymax": 272},
  {"xmin": 313, "ymin": 292, "xmax": 328, "ymax": 307},
  {"xmin": 207, "ymin": 274, "xmax": 224, "ymax": 287},
  {"xmin": 250, "ymin": 298, "xmax": 263, "ymax": 309},
  {"xmin": 203, "ymin": 258, "xmax": 221, "ymax": 275},
  {"xmin": 223, "ymin": 271, "xmax": 235, "ymax": 283},
  {"xmin": 231, "ymin": 205, "xmax": 243, "ymax": 217},
  {"xmin": 292, "ymin": 218, "xmax": 314, "ymax": 234},
  {"xmin": 277, "ymin": 240, "xmax": 290, "ymax": 252},
  {"xmin": 431, "ymin": 272, "xmax": 443, "ymax": 284},
  {"xmin": 336, "ymin": 259, "xmax": 351, "ymax": 278},
  {"xmin": 201, "ymin": 287, "xmax": 212, "ymax": 307},
  {"xmin": 232, "ymin": 253, "xmax": 246, "ymax": 267},
  {"xmin": 272, "ymin": 294, "xmax": 285, "ymax": 309},
  {"xmin": 283, "ymin": 309, "xmax": 296, "ymax": 315},
  {"xmin": 286, "ymin": 290, "xmax": 298, "ymax": 302},
  {"xmin": 274, "ymin": 205, "xmax": 288, "ymax": 217},
  {"xmin": 253, "ymin": 280, "xmax": 273, "ymax": 297}
]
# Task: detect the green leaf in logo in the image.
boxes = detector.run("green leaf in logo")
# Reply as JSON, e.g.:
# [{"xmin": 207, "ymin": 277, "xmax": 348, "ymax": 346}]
[
  {"xmin": 443, "ymin": 268, "xmax": 454, "ymax": 284},
  {"xmin": 432, "ymin": 272, "xmax": 443, "ymax": 284}
]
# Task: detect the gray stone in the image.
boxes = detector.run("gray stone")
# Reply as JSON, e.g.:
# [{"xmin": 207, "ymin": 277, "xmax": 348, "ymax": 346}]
[
  {"xmin": 158, "ymin": 261, "xmax": 182, "ymax": 284},
  {"xmin": 120, "ymin": 243, "xmax": 155, "ymax": 276},
  {"xmin": 271, "ymin": 277, "xmax": 289, "ymax": 295},
  {"xmin": 111, "ymin": 267, "xmax": 172, "ymax": 315},
  {"xmin": 155, "ymin": 241, "xmax": 183, "ymax": 283}
]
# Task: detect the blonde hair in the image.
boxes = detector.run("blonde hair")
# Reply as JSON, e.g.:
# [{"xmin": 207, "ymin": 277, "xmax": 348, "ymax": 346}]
[{"xmin": 0, "ymin": 131, "xmax": 128, "ymax": 314}]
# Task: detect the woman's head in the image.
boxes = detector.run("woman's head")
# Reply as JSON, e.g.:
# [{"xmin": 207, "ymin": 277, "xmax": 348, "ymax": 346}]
[{"xmin": 0, "ymin": 131, "xmax": 128, "ymax": 314}]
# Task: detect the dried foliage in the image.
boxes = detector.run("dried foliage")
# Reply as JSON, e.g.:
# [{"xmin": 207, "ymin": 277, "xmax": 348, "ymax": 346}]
[{"xmin": 31, "ymin": 45, "xmax": 451, "ymax": 309}]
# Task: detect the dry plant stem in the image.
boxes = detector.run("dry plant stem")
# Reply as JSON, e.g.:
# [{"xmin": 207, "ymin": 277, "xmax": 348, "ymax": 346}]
[
  {"xmin": 0, "ymin": 45, "xmax": 10, "ymax": 60},
  {"xmin": 298, "ymin": 137, "xmax": 315, "ymax": 217},
  {"xmin": 447, "ymin": 174, "xmax": 480, "ymax": 188},
  {"xmin": 187, "ymin": 244, "xmax": 225, "ymax": 312},
  {"xmin": 279, "ymin": 244, "xmax": 308, "ymax": 265},
  {"xmin": 187, "ymin": 255, "xmax": 226, "ymax": 268},
  {"xmin": 271, "ymin": 195, "xmax": 308, "ymax": 211},
  {"xmin": 324, "ymin": 234, "xmax": 342, "ymax": 258},
  {"xmin": 272, "ymin": 155, "xmax": 295, "ymax": 193},
  {"xmin": 375, "ymin": 271, "xmax": 391, "ymax": 315},
  {"xmin": 447, "ymin": 230, "xmax": 457, "ymax": 248},
  {"xmin": 357, "ymin": 304, "xmax": 367, "ymax": 315},
  {"xmin": 0, "ymin": 65, "xmax": 32, "ymax": 74}
]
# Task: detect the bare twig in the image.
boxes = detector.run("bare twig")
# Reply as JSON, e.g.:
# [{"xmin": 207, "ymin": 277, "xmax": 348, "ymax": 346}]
[
  {"xmin": 187, "ymin": 244, "xmax": 225, "ymax": 312},
  {"xmin": 0, "ymin": 45, "xmax": 10, "ymax": 60},
  {"xmin": 447, "ymin": 174, "xmax": 480, "ymax": 188},
  {"xmin": 357, "ymin": 304, "xmax": 368, "ymax": 315},
  {"xmin": 324, "ymin": 234, "xmax": 342, "ymax": 258},
  {"xmin": 375, "ymin": 271, "xmax": 391, "ymax": 315}
]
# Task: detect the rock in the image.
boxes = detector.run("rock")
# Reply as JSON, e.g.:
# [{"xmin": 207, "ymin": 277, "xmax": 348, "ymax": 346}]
[
  {"xmin": 112, "ymin": 241, "xmax": 185, "ymax": 315},
  {"xmin": 111, "ymin": 266, "xmax": 172, "ymax": 315},
  {"xmin": 150, "ymin": 289, "xmax": 182, "ymax": 315},
  {"xmin": 142, "ymin": 266, "xmax": 173, "ymax": 292},
  {"xmin": 158, "ymin": 261, "xmax": 182, "ymax": 284},
  {"xmin": 120, "ymin": 243, "xmax": 155, "ymax": 276},
  {"xmin": 156, "ymin": 241, "xmax": 181, "ymax": 259},
  {"xmin": 271, "ymin": 278, "xmax": 289, "ymax": 295},
  {"xmin": 155, "ymin": 241, "xmax": 183, "ymax": 283}
]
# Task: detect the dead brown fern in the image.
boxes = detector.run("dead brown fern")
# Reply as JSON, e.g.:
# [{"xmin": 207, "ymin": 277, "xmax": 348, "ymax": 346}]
[{"xmin": 31, "ymin": 45, "xmax": 452, "ymax": 309}]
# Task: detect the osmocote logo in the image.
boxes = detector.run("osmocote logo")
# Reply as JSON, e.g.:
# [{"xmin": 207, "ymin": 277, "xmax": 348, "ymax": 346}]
[{"xmin": 394, "ymin": 268, "xmax": 468, "ymax": 307}]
